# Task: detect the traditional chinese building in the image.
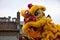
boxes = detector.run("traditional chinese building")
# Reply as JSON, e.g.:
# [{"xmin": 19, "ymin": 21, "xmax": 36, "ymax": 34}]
[{"xmin": 0, "ymin": 11, "xmax": 20, "ymax": 40}]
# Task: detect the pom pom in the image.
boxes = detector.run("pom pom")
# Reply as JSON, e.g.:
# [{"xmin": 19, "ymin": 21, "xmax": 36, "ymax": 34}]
[
  {"xmin": 32, "ymin": 16, "xmax": 36, "ymax": 21},
  {"xmin": 25, "ymin": 18, "xmax": 30, "ymax": 23},
  {"xmin": 28, "ymin": 3, "xmax": 33, "ymax": 9},
  {"xmin": 25, "ymin": 10, "xmax": 29, "ymax": 15}
]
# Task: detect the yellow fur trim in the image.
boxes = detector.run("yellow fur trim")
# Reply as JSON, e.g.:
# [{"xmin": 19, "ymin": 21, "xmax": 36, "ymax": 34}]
[
  {"xmin": 39, "ymin": 5, "xmax": 46, "ymax": 11},
  {"xmin": 29, "ymin": 5, "xmax": 39, "ymax": 15},
  {"xmin": 20, "ymin": 10, "xmax": 25, "ymax": 17},
  {"xmin": 22, "ymin": 16, "xmax": 47, "ymax": 33}
]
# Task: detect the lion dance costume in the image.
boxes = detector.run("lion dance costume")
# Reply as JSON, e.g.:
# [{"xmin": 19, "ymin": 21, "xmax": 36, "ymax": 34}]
[{"xmin": 20, "ymin": 4, "xmax": 60, "ymax": 40}]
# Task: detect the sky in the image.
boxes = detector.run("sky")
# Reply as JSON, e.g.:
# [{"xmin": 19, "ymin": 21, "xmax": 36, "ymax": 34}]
[{"xmin": 0, "ymin": 0, "xmax": 60, "ymax": 24}]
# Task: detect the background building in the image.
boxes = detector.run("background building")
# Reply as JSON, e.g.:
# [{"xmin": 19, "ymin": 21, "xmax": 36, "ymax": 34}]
[{"xmin": 0, "ymin": 11, "xmax": 20, "ymax": 40}]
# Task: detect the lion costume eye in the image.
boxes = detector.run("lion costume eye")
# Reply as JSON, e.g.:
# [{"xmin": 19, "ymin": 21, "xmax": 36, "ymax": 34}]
[{"xmin": 34, "ymin": 10, "xmax": 40, "ymax": 16}]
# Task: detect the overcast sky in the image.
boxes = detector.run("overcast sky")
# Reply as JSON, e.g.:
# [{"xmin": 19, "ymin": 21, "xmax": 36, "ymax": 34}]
[{"xmin": 0, "ymin": 0, "xmax": 60, "ymax": 24}]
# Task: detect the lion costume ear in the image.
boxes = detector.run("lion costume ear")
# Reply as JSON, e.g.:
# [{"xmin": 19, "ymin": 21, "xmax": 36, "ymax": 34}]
[
  {"xmin": 20, "ymin": 10, "xmax": 25, "ymax": 17},
  {"xmin": 39, "ymin": 5, "xmax": 46, "ymax": 11}
]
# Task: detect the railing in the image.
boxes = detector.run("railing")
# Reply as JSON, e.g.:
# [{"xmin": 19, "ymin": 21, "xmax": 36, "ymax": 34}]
[{"xmin": 0, "ymin": 16, "xmax": 17, "ymax": 22}]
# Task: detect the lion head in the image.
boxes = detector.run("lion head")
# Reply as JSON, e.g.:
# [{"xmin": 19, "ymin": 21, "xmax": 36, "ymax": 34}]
[
  {"xmin": 20, "ymin": 4, "xmax": 47, "ymax": 39},
  {"xmin": 21, "ymin": 4, "xmax": 46, "ymax": 23},
  {"xmin": 20, "ymin": 4, "xmax": 59, "ymax": 40}
]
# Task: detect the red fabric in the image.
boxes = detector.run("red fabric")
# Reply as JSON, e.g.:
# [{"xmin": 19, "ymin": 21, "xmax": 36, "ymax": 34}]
[{"xmin": 19, "ymin": 37, "xmax": 24, "ymax": 40}]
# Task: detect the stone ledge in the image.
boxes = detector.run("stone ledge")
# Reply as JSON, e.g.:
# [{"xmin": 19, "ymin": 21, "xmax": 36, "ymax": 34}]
[{"xmin": 0, "ymin": 29, "xmax": 19, "ymax": 32}]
